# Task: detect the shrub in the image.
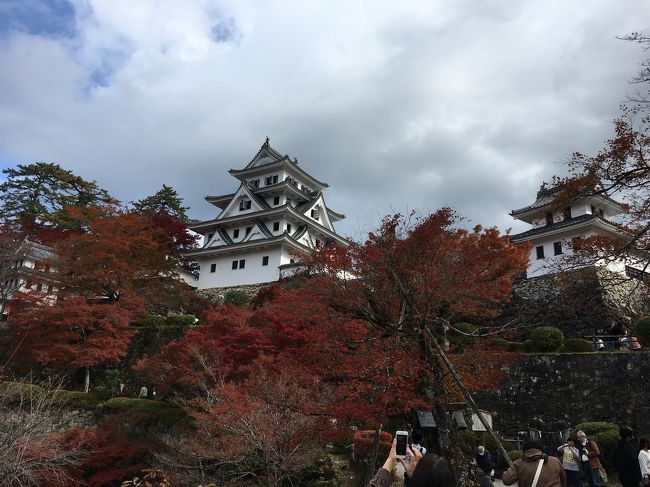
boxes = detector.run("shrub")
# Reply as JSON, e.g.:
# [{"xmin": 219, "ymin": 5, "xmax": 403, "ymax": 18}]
[
  {"xmin": 507, "ymin": 341, "xmax": 524, "ymax": 352},
  {"xmin": 562, "ymin": 338, "xmax": 594, "ymax": 353},
  {"xmin": 529, "ymin": 327, "xmax": 564, "ymax": 352},
  {"xmin": 56, "ymin": 390, "xmax": 110, "ymax": 409},
  {"xmin": 450, "ymin": 322, "xmax": 479, "ymax": 341},
  {"xmin": 138, "ymin": 315, "xmax": 167, "ymax": 328},
  {"xmin": 136, "ymin": 314, "xmax": 197, "ymax": 329},
  {"xmin": 352, "ymin": 430, "xmax": 393, "ymax": 457},
  {"xmin": 101, "ymin": 398, "xmax": 187, "ymax": 426},
  {"xmin": 223, "ymin": 290, "xmax": 250, "ymax": 306},
  {"xmin": 507, "ymin": 450, "xmax": 523, "ymax": 462},
  {"xmin": 523, "ymin": 340, "xmax": 535, "ymax": 353},
  {"xmin": 634, "ymin": 316, "xmax": 650, "ymax": 346},
  {"xmin": 165, "ymin": 314, "xmax": 197, "ymax": 327},
  {"xmin": 489, "ymin": 338, "xmax": 510, "ymax": 350}
]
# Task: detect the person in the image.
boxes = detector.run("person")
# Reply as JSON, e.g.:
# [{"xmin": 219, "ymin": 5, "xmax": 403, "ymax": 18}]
[
  {"xmin": 369, "ymin": 438, "xmax": 456, "ymax": 487},
  {"xmin": 475, "ymin": 445, "xmax": 495, "ymax": 487},
  {"xmin": 502, "ymin": 440, "xmax": 566, "ymax": 487},
  {"xmin": 405, "ymin": 430, "xmax": 427, "ymax": 487},
  {"xmin": 556, "ymin": 438, "xmax": 581, "ymax": 487},
  {"xmin": 613, "ymin": 426, "xmax": 641, "ymax": 487},
  {"xmin": 639, "ymin": 437, "xmax": 650, "ymax": 486},
  {"xmin": 576, "ymin": 430, "xmax": 601, "ymax": 487}
]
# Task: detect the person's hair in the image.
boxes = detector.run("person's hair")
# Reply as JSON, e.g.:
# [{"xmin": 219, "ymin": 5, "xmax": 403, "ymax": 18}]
[
  {"xmin": 566, "ymin": 437, "xmax": 575, "ymax": 444},
  {"xmin": 640, "ymin": 438, "xmax": 649, "ymax": 450},
  {"xmin": 412, "ymin": 429, "xmax": 423, "ymax": 444},
  {"xmin": 522, "ymin": 440, "xmax": 543, "ymax": 452},
  {"xmin": 576, "ymin": 430, "xmax": 586, "ymax": 438},
  {"xmin": 620, "ymin": 426, "xmax": 634, "ymax": 439},
  {"xmin": 409, "ymin": 453, "xmax": 456, "ymax": 487}
]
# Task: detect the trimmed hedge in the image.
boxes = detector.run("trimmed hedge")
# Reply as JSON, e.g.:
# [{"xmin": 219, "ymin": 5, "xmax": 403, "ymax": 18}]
[
  {"xmin": 489, "ymin": 338, "xmax": 510, "ymax": 350},
  {"xmin": 507, "ymin": 341, "xmax": 524, "ymax": 352},
  {"xmin": 223, "ymin": 290, "xmax": 250, "ymax": 306},
  {"xmin": 136, "ymin": 314, "xmax": 197, "ymax": 329},
  {"xmin": 507, "ymin": 450, "xmax": 523, "ymax": 461},
  {"xmin": 101, "ymin": 397, "xmax": 187, "ymax": 426},
  {"xmin": 634, "ymin": 316, "xmax": 650, "ymax": 346},
  {"xmin": 529, "ymin": 327, "xmax": 564, "ymax": 352},
  {"xmin": 562, "ymin": 338, "xmax": 594, "ymax": 353}
]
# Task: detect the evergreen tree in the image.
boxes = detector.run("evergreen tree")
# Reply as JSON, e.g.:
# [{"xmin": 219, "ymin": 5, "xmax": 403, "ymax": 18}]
[
  {"xmin": 0, "ymin": 162, "xmax": 114, "ymax": 241},
  {"xmin": 133, "ymin": 184, "xmax": 189, "ymax": 222}
]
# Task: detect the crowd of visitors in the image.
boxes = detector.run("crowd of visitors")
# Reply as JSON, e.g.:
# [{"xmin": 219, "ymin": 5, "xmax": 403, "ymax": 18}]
[{"xmin": 368, "ymin": 426, "xmax": 650, "ymax": 487}]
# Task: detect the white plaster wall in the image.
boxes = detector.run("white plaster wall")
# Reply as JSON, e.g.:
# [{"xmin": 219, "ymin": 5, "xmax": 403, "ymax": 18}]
[
  {"xmin": 526, "ymin": 229, "xmax": 609, "ymax": 278},
  {"xmin": 196, "ymin": 247, "xmax": 283, "ymax": 288}
]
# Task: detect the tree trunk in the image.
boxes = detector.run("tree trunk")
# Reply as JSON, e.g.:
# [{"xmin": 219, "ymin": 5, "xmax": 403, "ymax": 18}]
[
  {"xmin": 425, "ymin": 328, "xmax": 514, "ymax": 468},
  {"xmin": 363, "ymin": 426, "xmax": 382, "ymax": 487},
  {"xmin": 84, "ymin": 365, "xmax": 90, "ymax": 393}
]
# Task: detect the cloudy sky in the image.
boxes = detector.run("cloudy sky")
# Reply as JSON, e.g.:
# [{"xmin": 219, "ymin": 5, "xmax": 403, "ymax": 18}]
[{"xmin": 0, "ymin": 0, "xmax": 648, "ymax": 240}]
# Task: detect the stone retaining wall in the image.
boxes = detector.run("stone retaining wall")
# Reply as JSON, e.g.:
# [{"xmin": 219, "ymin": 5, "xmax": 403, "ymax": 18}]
[
  {"xmin": 476, "ymin": 351, "xmax": 650, "ymax": 438},
  {"xmin": 198, "ymin": 282, "xmax": 272, "ymax": 302},
  {"xmin": 506, "ymin": 267, "xmax": 649, "ymax": 339}
]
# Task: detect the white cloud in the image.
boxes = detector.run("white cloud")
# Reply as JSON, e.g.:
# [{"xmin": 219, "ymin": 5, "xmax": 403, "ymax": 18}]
[{"xmin": 0, "ymin": 0, "xmax": 648, "ymax": 238}]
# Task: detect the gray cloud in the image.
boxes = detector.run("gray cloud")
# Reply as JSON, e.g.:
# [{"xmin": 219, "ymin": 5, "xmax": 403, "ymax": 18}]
[{"xmin": 0, "ymin": 0, "xmax": 648, "ymax": 241}]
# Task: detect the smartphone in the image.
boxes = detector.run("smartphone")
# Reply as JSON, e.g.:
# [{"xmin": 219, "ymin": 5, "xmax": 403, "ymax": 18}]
[{"xmin": 396, "ymin": 431, "xmax": 409, "ymax": 458}]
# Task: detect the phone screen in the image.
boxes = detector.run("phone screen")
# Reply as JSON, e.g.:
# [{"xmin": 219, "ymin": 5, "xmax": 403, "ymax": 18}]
[{"xmin": 396, "ymin": 433, "xmax": 408, "ymax": 456}]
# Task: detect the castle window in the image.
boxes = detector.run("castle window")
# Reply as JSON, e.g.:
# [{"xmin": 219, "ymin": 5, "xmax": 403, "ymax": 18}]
[
  {"xmin": 315, "ymin": 239, "xmax": 321, "ymax": 247},
  {"xmin": 232, "ymin": 260, "xmax": 238, "ymax": 270},
  {"xmin": 563, "ymin": 207, "xmax": 571, "ymax": 220},
  {"xmin": 536, "ymin": 246, "xmax": 545, "ymax": 260},
  {"xmin": 250, "ymin": 179, "xmax": 259, "ymax": 188},
  {"xmin": 273, "ymin": 175, "xmax": 278, "ymax": 184},
  {"xmin": 265, "ymin": 176, "xmax": 273, "ymax": 185},
  {"xmin": 311, "ymin": 208, "xmax": 320, "ymax": 219},
  {"xmin": 245, "ymin": 226, "xmax": 252, "ymax": 236},
  {"xmin": 262, "ymin": 256, "xmax": 269, "ymax": 266},
  {"xmin": 273, "ymin": 221, "xmax": 280, "ymax": 232},
  {"xmin": 273, "ymin": 196, "xmax": 280, "ymax": 205},
  {"xmin": 553, "ymin": 241, "xmax": 563, "ymax": 255},
  {"xmin": 287, "ymin": 224, "xmax": 292, "ymax": 234},
  {"xmin": 545, "ymin": 212, "xmax": 553, "ymax": 225},
  {"xmin": 210, "ymin": 264, "xmax": 216, "ymax": 273},
  {"xmin": 239, "ymin": 199, "xmax": 252, "ymax": 211},
  {"xmin": 233, "ymin": 229, "xmax": 240, "ymax": 239},
  {"xmin": 239, "ymin": 259, "xmax": 246, "ymax": 269}
]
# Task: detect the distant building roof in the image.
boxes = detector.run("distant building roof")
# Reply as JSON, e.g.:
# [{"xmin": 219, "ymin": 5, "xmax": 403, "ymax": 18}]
[
  {"xmin": 510, "ymin": 213, "xmax": 620, "ymax": 241},
  {"xmin": 510, "ymin": 182, "xmax": 625, "ymax": 218}
]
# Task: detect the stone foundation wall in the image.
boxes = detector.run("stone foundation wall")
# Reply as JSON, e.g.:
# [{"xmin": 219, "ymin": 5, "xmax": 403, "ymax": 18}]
[
  {"xmin": 198, "ymin": 282, "xmax": 273, "ymax": 303},
  {"xmin": 476, "ymin": 352, "xmax": 650, "ymax": 438},
  {"xmin": 506, "ymin": 267, "xmax": 650, "ymax": 339}
]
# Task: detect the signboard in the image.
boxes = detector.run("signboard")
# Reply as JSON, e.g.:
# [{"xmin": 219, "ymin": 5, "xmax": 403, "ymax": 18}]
[
  {"xmin": 416, "ymin": 410, "xmax": 436, "ymax": 428},
  {"xmin": 471, "ymin": 411, "xmax": 493, "ymax": 432}
]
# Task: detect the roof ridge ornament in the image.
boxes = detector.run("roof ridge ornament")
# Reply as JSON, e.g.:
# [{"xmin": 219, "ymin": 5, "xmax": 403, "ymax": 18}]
[{"xmin": 264, "ymin": 136, "xmax": 270, "ymax": 147}]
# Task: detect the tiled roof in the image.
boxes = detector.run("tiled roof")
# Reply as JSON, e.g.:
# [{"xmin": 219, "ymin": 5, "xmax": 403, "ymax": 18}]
[
  {"xmin": 243, "ymin": 137, "xmax": 285, "ymax": 169},
  {"xmin": 510, "ymin": 186, "xmax": 563, "ymax": 216},
  {"xmin": 511, "ymin": 183, "xmax": 624, "ymax": 216},
  {"xmin": 510, "ymin": 214, "xmax": 616, "ymax": 241}
]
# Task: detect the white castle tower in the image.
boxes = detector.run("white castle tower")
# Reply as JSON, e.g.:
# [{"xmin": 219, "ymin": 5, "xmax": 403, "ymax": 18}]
[
  {"xmin": 510, "ymin": 182, "xmax": 626, "ymax": 278},
  {"xmin": 184, "ymin": 138, "xmax": 347, "ymax": 289}
]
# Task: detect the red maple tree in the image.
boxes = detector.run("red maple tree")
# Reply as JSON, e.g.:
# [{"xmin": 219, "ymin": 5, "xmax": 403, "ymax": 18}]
[
  {"xmin": 9, "ymin": 293, "xmax": 143, "ymax": 392},
  {"xmin": 51, "ymin": 206, "xmax": 192, "ymax": 310},
  {"xmin": 300, "ymin": 209, "xmax": 528, "ymax": 478}
]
